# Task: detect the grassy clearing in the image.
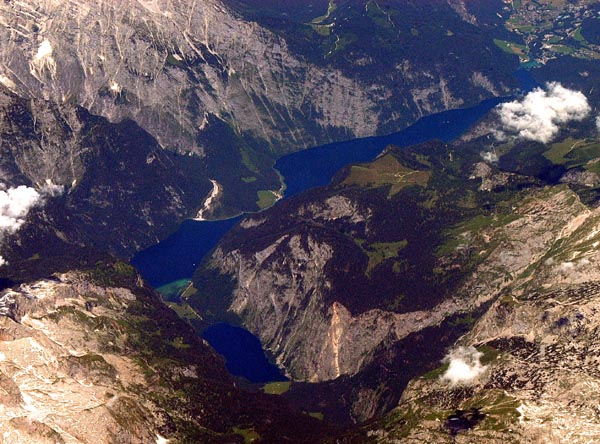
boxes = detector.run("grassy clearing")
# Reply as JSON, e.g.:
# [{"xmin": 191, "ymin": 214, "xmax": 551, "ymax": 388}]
[
  {"xmin": 341, "ymin": 154, "xmax": 430, "ymax": 195},
  {"xmin": 437, "ymin": 211, "xmax": 521, "ymax": 257},
  {"xmin": 309, "ymin": 24, "xmax": 331, "ymax": 36},
  {"xmin": 256, "ymin": 190, "xmax": 279, "ymax": 209},
  {"xmin": 494, "ymin": 39, "xmax": 529, "ymax": 58},
  {"xmin": 477, "ymin": 344, "xmax": 501, "ymax": 365},
  {"xmin": 544, "ymin": 138, "xmax": 582, "ymax": 164},
  {"xmin": 573, "ymin": 28, "xmax": 587, "ymax": 43},
  {"xmin": 544, "ymin": 138, "xmax": 600, "ymax": 167},
  {"xmin": 363, "ymin": 240, "xmax": 408, "ymax": 273},
  {"xmin": 167, "ymin": 302, "xmax": 201, "ymax": 321},
  {"xmin": 310, "ymin": 0, "xmax": 337, "ymax": 24},
  {"xmin": 308, "ymin": 412, "xmax": 324, "ymax": 420},
  {"xmin": 232, "ymin": 427, "xmax": 260, "ymax": 443},
  {"xmin": 262, "ymin": 381, "xmax": 292, "ymax": 395},
  {"xmin": 550, "ymin": 44, "xmax": 576, "ymax": 55}
]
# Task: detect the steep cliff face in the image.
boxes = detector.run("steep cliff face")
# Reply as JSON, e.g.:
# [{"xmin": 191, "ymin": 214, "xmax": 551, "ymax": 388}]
[
  {"xmin": 355, "ymin": 196, "xmax": 600, "ymax": 443},
  {"xmin": 0, "ymin": 0, "xmax": 517, "ymax": 217},
  {"xmin": 0, "ymin": 88, "xmax": 213, "ymax": 281},
  {"xmin": 194, "ymin": 175, "xmax": 594, "ymax": 418},
  {"xmin": 191, "ymin": 88, "xmax": 600, "ymax": 422},
  {"xmin": 0, "ymin": 262, "xmax": 331, "ymax": 443}
]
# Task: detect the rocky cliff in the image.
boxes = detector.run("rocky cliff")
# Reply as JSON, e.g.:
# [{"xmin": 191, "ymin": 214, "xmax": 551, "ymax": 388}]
[
  {"xmin": 0, "ymin": 0, "xmax": 517, "ymax": 218},
  {"xmin": 0, "ymin": 261, "xmax": 332, "ymax": 443},
  {"xmin": 0, "ymin": 88, "xmax": 212, "ymax": 280},
  {"xmin": 191, "ymin": 88, "xmax": 600, "ymax": 423},
  {"xmin": 351, "ymin": 189, "xmax": 600, "ymax": 443}
]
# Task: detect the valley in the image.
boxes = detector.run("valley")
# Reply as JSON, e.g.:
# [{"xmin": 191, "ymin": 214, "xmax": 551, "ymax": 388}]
[{"xmin": 0, "ymin": 0, "xmax": 600, "ymax": 443}]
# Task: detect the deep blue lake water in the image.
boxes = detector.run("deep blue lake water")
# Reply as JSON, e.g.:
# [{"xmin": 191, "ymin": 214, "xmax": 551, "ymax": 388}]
[
  {"xmin": 132, "ymin": 96, "xmax": 504, "ymax": 289},
  {"xmin": 202, "ymin": 323, "xmax": 288, "ymax": 383},
  {"xmin": 132, "ymin": 83, "xmax": 531, "ymax": 383},
  {"xmin": 275, "ymin": 96, "xmax": 504, "ymax": 198}
]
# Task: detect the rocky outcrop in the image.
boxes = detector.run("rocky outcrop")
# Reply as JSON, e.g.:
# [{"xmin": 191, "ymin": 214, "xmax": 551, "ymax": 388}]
[
  {"xmin": 0, "ymin": 263, "xmax": 330, "ymax": 443},
  {"xmin": 0, "ymin": 0, "xmax": 516, "ymax": 219},
  {"xmin": 360, "ymin": 197, "xmax": 600, "ymax": 443},
  {"xmin": 201, "ymin": 182, "xmax": 592, "ymax": 384}
]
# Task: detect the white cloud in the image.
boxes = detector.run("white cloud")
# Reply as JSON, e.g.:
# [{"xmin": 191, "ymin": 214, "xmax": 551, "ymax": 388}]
[
  {"xmin": 495, "ymin": 82, "xmax": 591, "ymax": 143},
  {"xmin": 480, "ymin": 151, "xmax": 498, "ymax": 163},
  {"xmin": 596, "ymin": 115, "xmax": 600, "ymax": 132},
  {"xmin": 0, "ymin": 185, "xmax": 41, "ymax": 234},
  {"xmin": 0, "ymin": 182, "xmax": 64, "ymax": 267},
  {"xmin": 441, "ymin": 346, "xmax": 488, "ymax": 386}
]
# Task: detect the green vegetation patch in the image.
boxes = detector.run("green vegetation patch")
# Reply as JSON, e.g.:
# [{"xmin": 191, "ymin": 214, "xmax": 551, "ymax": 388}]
[
  {"xmin": 91, "ymin": 260, "xmax": 136, "ymax": 287},
  {"xmin": 232, "ymin": 427, "xmax": 260, "ymax": 443},
  {"xmin": 493, "ymin": 39, "xmax": 529, "ymax": 59},
  {"xmin": 169, "ymin": 336, "xmax": 191, "ymax": 349},
  {"xmin": 341, "ymin": 154, "xmax": 430, "ymax": 195},
  {"xmin": 167, "ymin": 302, "xmax": 202, "ymax": 321},
  {"xmin": 573, "ymin": 28, "xmax": 587, "ymax": 44},
  {"xmin": 181, "ymin": 282, "xmax": 199, "ymax": 299},
  {"xmin": 461, "ymin": 389, "xmax": 521, "ymax": 432},
  {"xmin": 262, "ymin": 381, "xmax": 292, "ymax": 395},
  {"xmin": 310, "ymin": 0, "xmax": 337, "ymax": 24},
  {"xmin": 477, "ymin": 344, "xmax": 501, "ymax": 365},
  {"xmin": 421, "ymin": 362, "xmax": 450, "ymax": 380},
  {"xmin": 543, "ymin": 138, "xmax": 600, "ymax": 168},
  {"xmin": 550, "ymin": 44, "xmax": 575, "ymax": 55},
  {"xmin": 437, "ymin": 211, "xmax": 521, "ymax": 257},
  {"xmin": 166, "ymin": 53, "xmax": 185, "ymax": 67},
  {"xmin": 256, "ymin": 190, "xmax": 279, "ymax": 209},
  {"xmin": 363, "ymin": 240, "xmax": 408, "ymax": 274},
  {"xmin": 308, "ymin": 412, "xmax": 324, "ymax": 420}
]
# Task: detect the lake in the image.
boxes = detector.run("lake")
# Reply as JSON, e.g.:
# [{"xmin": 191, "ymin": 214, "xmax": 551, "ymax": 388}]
[
  {"xmin": 132, "ymin": 96, "xmax": 505, "ymax": 290},
  {"xmin": 131, "ymin": 82, "xmax": 531, "ymax": 383}
]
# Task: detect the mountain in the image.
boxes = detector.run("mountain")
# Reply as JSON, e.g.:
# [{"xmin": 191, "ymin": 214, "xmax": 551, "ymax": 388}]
[
  {"xmin": 0, "ymin": 0, "xmax": 517, "ymax": 220},
  {"xmin": 2, "ymin": 0, "xmax": 600, "ymax": 442},
  {"xmin": 0, "ymin": 260, "xmax": 334, "ymax": 443},
  {"xmin": 189, "ymin": 77, "xmax": 600, "ymax": 425},
  {"xmin": 344, "ymin": 184, "xmax": 600, "ymax": 443}
]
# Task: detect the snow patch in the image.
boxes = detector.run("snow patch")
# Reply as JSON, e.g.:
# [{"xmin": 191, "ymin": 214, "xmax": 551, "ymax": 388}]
[
  {"xmin": 29, "ymin": 39, "xmax": 57, "ymax": 79},
  {"xmin": 156, "ymin": 435, "xmax": 170, "ymax": 444},
  {"xmin": 0, "ymin": 74, "xmax": 16, "ymax": 90},
  {"xmin": 35, "ymin": 40, "xmax": 53, "ymax": 60},
  {"xmin": 109, "ymin": 80, "xmax": 122, "ymax": 94}
]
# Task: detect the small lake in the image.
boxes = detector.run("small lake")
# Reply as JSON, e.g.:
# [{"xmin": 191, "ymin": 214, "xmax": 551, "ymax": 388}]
[
  {"xmin": 202, "ymin": 323, "xmax": 288, "ymax": 383},
  {"xmin": 132, "ymin": 78, "xmax": 533, "ymax": 383}
]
